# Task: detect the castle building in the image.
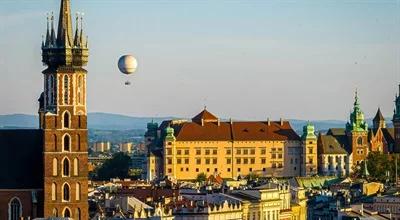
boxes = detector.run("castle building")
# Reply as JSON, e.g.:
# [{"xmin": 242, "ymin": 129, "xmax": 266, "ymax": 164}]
[
  {"xmin": 145, "ymin": 109, "xmax": 316, "ymax": 181},
  {"xmin": 318, "ymin": 90, "xmax": 396, "ymax": 176},
  {"xmin": 0, "ymin": 0, "xmax": 89, "ymax": 219}
]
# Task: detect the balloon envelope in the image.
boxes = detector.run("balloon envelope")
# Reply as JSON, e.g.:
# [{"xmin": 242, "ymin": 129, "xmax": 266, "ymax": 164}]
[{"xmin": 118, "ymin": 55, "xmax": 138, "ymax": 75}]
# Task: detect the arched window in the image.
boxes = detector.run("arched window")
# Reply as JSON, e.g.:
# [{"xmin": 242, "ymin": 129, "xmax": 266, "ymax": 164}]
[
  {"xmin": 63, "ymin": 111, "xmax": 70, "ymax": 128},
  {"xmin": 8, "ymin": 197, "xmax": 22, "ymax": 220},
  {"xmin": 63, "ymin": 184, "xmax": 70, "ymax": 201},
  {"xmin": 63, "ymin": 134, "xmax": 70, "ymax": 151},
  {"xmin": 73, "ymin": 158, "xmax": 79, "ymax": 176},
  {"xmin": 52, "ymin": 208, "xmax": 58, "ymax": 217},
  {"xmin": 63, "ymin": 75, "xmax": 69, "ymax": 105},
  {"xmin": 357, "ymin": 137, "xmax": 363, "ymax": 145},
  {"xmin": 75, "ymin": 208, "xmax": 81, "ymax": 220},
  {"xmin": 51, "ymin": 183, "xmax": 57, "ymax": 201},
  {"xmin": 63, "ymin": 158, "xmax": 70, "ymax": 176},
  {"xmin": 63, "ymin": 207, "xmax": 71, "ymax": 218},
  {"xmin": 75, "ymin": 182, "xmax": 81, "ymax": 201},
  {"xmin": 52, "ymin": 158, "xmax": 58, "ymax": 176}
]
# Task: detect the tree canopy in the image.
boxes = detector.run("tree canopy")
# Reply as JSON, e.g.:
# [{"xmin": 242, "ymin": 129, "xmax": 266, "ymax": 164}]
[
  {"xmin": 95, "ymin": 152, "xmax": 132, "ymax": 180},
  {"xmin": 355, "ymin": 152, "xmax": 399, "ymax": 183}
]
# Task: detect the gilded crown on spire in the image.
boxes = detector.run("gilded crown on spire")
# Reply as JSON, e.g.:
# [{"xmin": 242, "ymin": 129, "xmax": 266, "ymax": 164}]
[{"xmin": 42, "ymin": 0, "xmax": 88, "ymax": 68}]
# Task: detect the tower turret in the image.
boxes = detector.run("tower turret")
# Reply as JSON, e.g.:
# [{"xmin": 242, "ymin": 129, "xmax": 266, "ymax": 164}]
[
  {"xmin": 346, "ymin": 90, "xmax": 369, "ymax": 170},
  {"xmin": 301, "ymin": 122, "xmax": 317, "ymax": 176},
  {"xmin": 373, "ymin": 108, "xmax": 386, "ymax": 129},
  {"xmin": 42, "ymin": 0, "xmax": 88, "ymax": 68}
]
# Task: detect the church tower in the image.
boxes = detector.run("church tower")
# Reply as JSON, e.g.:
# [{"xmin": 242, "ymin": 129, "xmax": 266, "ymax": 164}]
[
  {"xmin": 301, "ymin": 122, "xmax": 318, "ymax": 176},
  {"xmin": 40, "ymin": 0, "xmax": 88, "ymax": 218},
  {"xmin": 346, "ymin": 90, "xmax": 369, "ymax": 168},
  {"xmin": 393, "ymin": 85, "xmax": 400, "ymax": 153}
]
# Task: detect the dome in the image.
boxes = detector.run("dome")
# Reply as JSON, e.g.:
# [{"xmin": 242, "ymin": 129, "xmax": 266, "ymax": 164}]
[{"xmin": 118, "ymin": 55, "xmax": 138, "ymax": 74}]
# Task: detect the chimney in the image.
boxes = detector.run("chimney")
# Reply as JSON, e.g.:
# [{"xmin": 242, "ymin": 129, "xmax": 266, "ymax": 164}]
[
  {"xmin": 217, "ymin": 118, "xmax": 220, "ymax": 126},
  {"xmin": 280, "ymin": 118, "xmax": 284, "ymax": 126},
  {"xmin": 201, "ymin": 119, "xmax": 204, "ymax": 126},
  {"xmin": 267, "ymin": 118, "xmax": 271, "ymax": 126},
  {"xmin": 230, "ymin": 118, "xmax": 233, "ymax": 125}
]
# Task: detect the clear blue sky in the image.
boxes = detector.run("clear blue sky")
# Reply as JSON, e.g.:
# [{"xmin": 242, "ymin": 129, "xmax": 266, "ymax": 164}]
[{"xmin": 0, "ymin": 0, "xmax": 399, "ymax": 120}]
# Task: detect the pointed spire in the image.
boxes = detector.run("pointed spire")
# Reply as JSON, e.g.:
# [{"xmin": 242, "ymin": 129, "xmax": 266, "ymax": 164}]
[
  {"xmin": 73, "ymin": 12, "xmax": 80, "ymax": 47},
  {"xmin": 45, "ymin": 14, "xmax": 50, "ymax": 47},
  {"xmin": 56, "ymin": 0, "xmax": 73, "ymax": 47},
  {"xmin": 50, "ymin": 12, "xmax": 56, "ymax": 46},
  {"xmin": 79, "ymin": 13, "xmax": 85, "ymax": 47},
  {"xmin": 354, "ymin": 88, "xmax": 359, "ymax": 107}
]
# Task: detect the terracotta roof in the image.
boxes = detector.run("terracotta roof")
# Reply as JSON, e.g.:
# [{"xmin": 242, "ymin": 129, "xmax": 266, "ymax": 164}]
[
  {"xmin": 0, "ymin": 129, "xmax": 43, "ymax": 189},
  {"xmin": 170, "ymin": 120, "xmax": 300, "ymax": 142},
  {"xmin": 318, "ymin": 134, "xmax": 348, "ymax": 155},
  {"xmin": 192, "ymin": 109, "xmax": 218, "ymax": 123}
]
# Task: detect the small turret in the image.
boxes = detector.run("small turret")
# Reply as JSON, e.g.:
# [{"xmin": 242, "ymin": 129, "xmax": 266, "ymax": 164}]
[
  {"xmin": 373, "ymin": 108, "xmax": 386, "ymax": 129},
  {"xmin": 165, "ymin": 126, "xmax": 176, "ymax": 142},
  {"xmin": 301, "ymin": 122, "xmax": 316, "ymax": 140},
  {"xmin": 346, "ymin": 90, "xmax": 368, "ymax": 132}
]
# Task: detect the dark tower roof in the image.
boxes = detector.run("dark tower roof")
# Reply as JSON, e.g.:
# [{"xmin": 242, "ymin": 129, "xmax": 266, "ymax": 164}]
[
  {"xmin": 56, "ymin": 0, "xmax": 73, "ymax": 47},
  {"xmin": 373, "ymin": 108, "xmax": 385, "ymax": 122}
]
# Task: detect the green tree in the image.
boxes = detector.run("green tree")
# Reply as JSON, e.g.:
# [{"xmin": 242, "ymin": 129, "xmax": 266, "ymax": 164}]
[
  {"xmin": 356, "ymin": 153, "xmax": 400, "ymax": 183},
  {"xmin": 196, "ymin": 172, "xmax": 207, "ymax": 183},
  {"xmin": 96, "ymin": 152, "xmax": 132, "ymax": 180}
]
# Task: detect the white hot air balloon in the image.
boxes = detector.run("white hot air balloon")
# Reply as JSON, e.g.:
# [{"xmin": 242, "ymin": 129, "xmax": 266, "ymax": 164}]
[{"xmin": 118, "ymin": 55, "xmax": 138, "ymax": 85}]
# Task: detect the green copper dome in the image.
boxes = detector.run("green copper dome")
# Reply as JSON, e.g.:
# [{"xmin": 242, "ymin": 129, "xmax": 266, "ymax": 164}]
[
  {"xmin": 165, "ymin": 126, "xmax": 176, "ymax": 141},
  {"xmin": 301, "ymin": 122, "xmax": 316, "ymax": 140},
  {"xmin": 346, "ymin": 90, "xmax": 368, "ymax": 132}
]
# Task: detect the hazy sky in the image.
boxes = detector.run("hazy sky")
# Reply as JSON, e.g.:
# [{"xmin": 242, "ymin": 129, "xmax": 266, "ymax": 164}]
[{"xmin": 0, "ymin": 0, "xmax": 399, "ymax": 121}]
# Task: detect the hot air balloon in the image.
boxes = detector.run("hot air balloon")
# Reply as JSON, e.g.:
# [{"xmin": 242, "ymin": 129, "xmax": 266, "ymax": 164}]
[{"xmin": 118, "ymin": 55, "xmax": 138, "ymax": 85}]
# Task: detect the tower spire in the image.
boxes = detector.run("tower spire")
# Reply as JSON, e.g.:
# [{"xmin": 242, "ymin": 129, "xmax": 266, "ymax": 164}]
[
  {"xmin": 56, "ymin": 0, "xmax": 73, "ymax": 47},
  {"xmin": 50, "ymin": 12, "xmax": 56, "ymax": 46},
  {"xmin": 73, "ymin": 12, "xmax": 80, "ymax": 47},
  {"xmin": 45, "ymin": 14, "xmax": 50, "ymax": 47}
]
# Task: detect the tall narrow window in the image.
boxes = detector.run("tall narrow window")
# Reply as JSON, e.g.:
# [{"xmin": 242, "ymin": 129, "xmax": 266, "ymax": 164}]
[
  {"xmin": 63, "ymin": 135, "xmax": 70, "ymax": 151},
  {"xmin": 48, "ymin": 75, "xmax": 54, "ymax": 105},
  {"xmin": 73, "ymin": 158, "xmax": 79, "ymax": 176},
  {"xmin": 63, "ymin": 75, "xmax": 69, "ymax": 105},
  {"xmin": 77, "ymin": 75, "xmax": 83, "ymax": 104},
  {"xmin": 52, "ymin": 158, "xmax": 58, "ymax": 176},
  {"xmin": 8, "ymin": 198, "xmax": 22, "ymax": 220},
  {"xmin": 63, "ymin": 158, "xmax": 70, "ymax": 176},
  {"xmin": 77, "ymin": 134, "xmax": 81, "ymax": 151},
  {"xmin": 75, "ymin": 182, "xmax": 81, "ymax": 200},
  {"xmin": 63, "ymin": 111, "xmax": 70, "ymax": 128},
  {"xmin": 63, "ymin": 184, "xmax": 70, "ymax": 201},
  {"xmin": 52, "ymin": 183, "xmax": 57, "ymax": 201},
  {"xmin": 63, "ymin": 207, "xmax": 71, "ymax": 217}
]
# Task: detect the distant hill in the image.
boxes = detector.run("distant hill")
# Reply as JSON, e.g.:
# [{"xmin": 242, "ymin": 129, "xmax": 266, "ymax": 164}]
[{"xmin": 0, "ymin": 113, "xmax": 393, "ymax": 132}]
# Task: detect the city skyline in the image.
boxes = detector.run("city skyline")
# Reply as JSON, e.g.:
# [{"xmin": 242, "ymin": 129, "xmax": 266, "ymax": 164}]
[{"xmin": 0, "ymin": 0, "xmax": 399, "ymax": 120}]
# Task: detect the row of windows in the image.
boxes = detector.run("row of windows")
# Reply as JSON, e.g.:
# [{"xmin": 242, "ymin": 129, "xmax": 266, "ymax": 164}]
[
  {"xmin": 51, "ymin": 182, "xmax": 81, "ymax": 202},
  {"xmin": 168, "ymin": 157, "xmax": 287, "ymax": 165},
  {"xmin": 168, "ymin": 147, "xmax": 284, "ymax": 156},
  {"xmin": 52, "ymin": 157, "xmax": 79, "ymax": 177},
  {"xmin": 167, "ymin": 166, "xmax": 284, "ymax": 174}
]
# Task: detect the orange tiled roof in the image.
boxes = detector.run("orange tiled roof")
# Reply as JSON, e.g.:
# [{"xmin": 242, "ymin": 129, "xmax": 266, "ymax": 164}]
[{"xmin": 166, "ymin": 110, "xmax": 300, "ymax": 142}]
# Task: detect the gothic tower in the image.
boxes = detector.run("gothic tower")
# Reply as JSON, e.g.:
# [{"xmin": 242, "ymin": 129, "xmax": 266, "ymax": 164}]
[
  {"xmin": 40, "ymin": 0, "xmax": 89, "ymax": 218},
  {"xmin": 346, "ymin": 90, "xmax": 369, "ymax": 168},
  {"xmin": 373, "ymin": 108, "xmax": 386, "ymax": 130},
  {"xmin": 393, "ymin": 85, "xmax": 400, "ymax": 153},
  {"xmin": 301, "ymin": 122, "xmax": 318, "ymax": 176}
]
